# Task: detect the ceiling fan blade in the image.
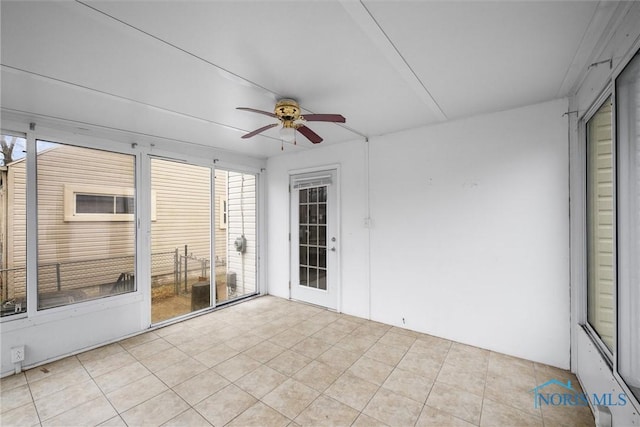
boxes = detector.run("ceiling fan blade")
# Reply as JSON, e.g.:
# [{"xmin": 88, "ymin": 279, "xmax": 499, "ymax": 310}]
[
  {"xmin": 237, "ymin": 107, "xmax": 278, "ymax": 118},
  {"xmin": 303, "ymin": 114, "xmax": 346, "ymax": 123},
  {"xmin": 297, "ymin": 125, "xmax": 323, "ymax": 144},
  {"xmin": 241, "ymin": 123, "xmax": 279, "ymax": 139}
]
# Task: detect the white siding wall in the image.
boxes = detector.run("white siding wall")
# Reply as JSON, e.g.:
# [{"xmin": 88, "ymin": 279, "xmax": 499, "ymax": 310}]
[{"xmin": 226, "ymin": 172, "xmax": 257, "ymax": 294}]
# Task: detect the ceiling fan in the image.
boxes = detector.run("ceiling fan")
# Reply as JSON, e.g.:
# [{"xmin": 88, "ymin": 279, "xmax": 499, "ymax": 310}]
[{"xmin": 237, "ymin": 99, "xmax": 346, "ymax": 146}]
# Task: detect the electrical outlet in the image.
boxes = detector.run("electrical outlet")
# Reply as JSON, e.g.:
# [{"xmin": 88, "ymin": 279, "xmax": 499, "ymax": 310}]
[{"xmin": 11, "ymin": 346, "xmax": 25, "ymax": 363}]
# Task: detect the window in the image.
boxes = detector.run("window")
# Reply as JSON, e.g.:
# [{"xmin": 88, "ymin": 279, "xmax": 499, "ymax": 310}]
[
  {"xmin": 1, "ymin": 132, "xmax": 27, "ymax": 317},
  {"xmin": 64, "ymin": 185, "xmax": 135, "ymax": 221},
  {"xmin": 76, "ymin": 194, "xmax": 134, "ymax": 214},
  {"xmin": 586, "ymin": 96, "xmax": 615, "ymax": 352},
  {"xmin": 37, "ymin": 141, "xmax": 136, "ymax": 310},
  {"xmin": 616, "ymin": 50, "xmax": 640, "ymax": 402}
]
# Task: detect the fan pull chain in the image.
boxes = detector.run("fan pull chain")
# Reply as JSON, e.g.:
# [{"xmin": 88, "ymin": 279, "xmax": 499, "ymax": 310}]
[{"xmin": 281, "ymin": 140, "xmax": 284, "ymax": 151}]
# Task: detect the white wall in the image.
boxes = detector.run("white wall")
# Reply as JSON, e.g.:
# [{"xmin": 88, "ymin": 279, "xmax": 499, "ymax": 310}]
[
  {"xmin": 369, "ymin": 99, "xmax": 569, "ymax": 368},
  {"xmin": 267, "ymin": 98, "xmax": 571, "ymax": 368}
]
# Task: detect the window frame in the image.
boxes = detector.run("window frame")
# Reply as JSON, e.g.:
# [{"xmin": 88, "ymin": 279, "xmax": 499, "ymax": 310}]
[{"xmin": 582, "ymin": 90, "xmax": 617, "ymax": 363}]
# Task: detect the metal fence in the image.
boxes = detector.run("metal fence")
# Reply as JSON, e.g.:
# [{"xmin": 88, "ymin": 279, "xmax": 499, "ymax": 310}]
[{"xmin": 1, "ymin": 246, "xmax": 213, "ymax": 305}]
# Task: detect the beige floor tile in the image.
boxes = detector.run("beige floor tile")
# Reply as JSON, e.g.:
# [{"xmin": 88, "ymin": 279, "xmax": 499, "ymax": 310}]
[
  {"xmin": 251, "ymin": 321, "xmax": 289, "ymax": 339},
  {"xmin": 193, "ymin": 343, "xmax": 239, "ymax": 368},
  {"xmin": 294, "ymin": 394, "xmax": 359, "ymax": 426},
  {"xmin": 293, "ymin": 360, "xmax": 342, "ymax": 392},
  {"xmin": 98, "ymin": 415, "xmax": 128, "ymax": 427},
  {"xmin": 378, "ymin": 331, "xmax": 416, "ymax": 352},
  {"xmin": 266, "ymin": 349, "xmax": 312, "ymax": 377},
  {"xmin": 295, "ymin": 320, "xmax": 325, "ymax": 336},
  {"xmin": 416, "ymin": 405, "xmax": 475, "ymax": 427},
  {"xmin": 397, "ymin": 350, "xmax": 443, "ymax": 379},
  {"xmin": 235, "ymin": 364, "xmax": 288, "ymax": 399},
  {"xmin": 445, "ymin": 344, "xmax": 490, "ymax": 371},
  {"xmin": 484, "ymin": 371, "xmax": 540, "ymax": 417},
  {"xmin": 25, "ymin": 356, "xmax": 82, "ymax": 383},
  {"xmin": 324, "ymin": 372, "xmax": 380, "ymax": 411},
  {"xmin": 161, "ymin": 408, "xmax": 212, "ymax": 426},
  {"xmin": 481, "ymin": 398, "xmax": 543, "ymax": 427},
  {"xmin": 352, "ymin": 412, "xmax": 389, "ymax": 427},
  {"xmin": 331, "ymin": 318, "xmax": 361, "ymax": 333},
  {"xmin": 93, "ymin": 361, "xmax": 151, "ymax": 394},
  {"xmin": 155, "ymin": 356, "xmax": 208, "ymax": 387},
  {"xmin": 77, "ymin": 343, "xmax": 125, "ymax": 364},
  {"xmin": 194, "ymin": 384, "xmax": 256, "ymax": 426},
  {"xmin": 121, "ymin": 390, "xmax": 189, "ymax": 427},
  {"xmin": 213, "ymin": 353, "xmax": 262, "ymax": 382},
  {"xmin": 105, "ymin": 374, "xmax": 168, "ymax": 413},
  {"xmin": 81, "ymin": 351, "xmax": 137, "ymax": 379},
  {"xmin": 139, "ymin": 347, "xmax": 190, "ymax": 373},
  {"xmin": 363, "ymin": 387, "xmax": 423, "ymax": 426},
  {"xmin": 316, "ymin": 345, "xmax": 361, "ymax": 372},
  {"xmin": 269, "ymin": 329, "xmax": 308, "ymax": 348},
  {"xmin": 410, "ymin": 336, "xmax": 452, "ymax": 361},
  {"xmin": 162, "ymin": 328, "xmax": 205, "ymax": 347},
  {"xmin": 488, "ymin": 352, "xmax": 535, "ymax": 377},
  {"xmin": 541, "ymin": 402, "xmax": 595, "ymax": 427},
  {"xmin": 426, "ymin": 382, "xmax": 483, "ymax": 425},
  {"xmin": 364, "ymin": 342, "xmax": 408, "ymax": 366},
  {"xmin": 35, "ymin": 379, "xmax": 103, "ymax": 421},
  {"xmin": 334, "ymin": 332, "xmax": 377, "ymax": 355},
  {"xmin": 175, "ymin": 337, "xmax": 218, "ymax": 357},
  {"xmin": 291, "ymin": 336, "xmax": 333, "ymax": 359},
  {"xmin": 0, "ymin": 402, "xmax": 40, "ymax": 427},
  {"xmin": 127, "ymin": 338, "xmax": 173, "ymax": 360},
  {"xmin": 437, "ymin": 361, "xmax": 486, "ymax": 397},
  {"xmin": 119, "ymin": 331, "xmax": 161, "ymax": 351},
  {"xmin": 41, "ymin": 395, "xmax": 116, "ymax": 427},
  {"xmin": 262, "ymin": 378, "xmax": 320, "ymax": 420},
  {"xmin": 224, "ymin": 333, "xmax": 264, "ymax": 352},
  {"xmin": 0, "ymin": 373, "xmax": 27, "ymax": 392},
  {"xmin": 172, "ymin": 368, "xmax": 230, "ymax": 406},
  {"xmin": 227, "ymin": 401, "xmax": 290, "ymax": 427},
  {"xmin": 0, "ymin": 384, "xmax": 34, "ymax": 414},
  {"xmin": 353, "ymin": 322, "xmax": 392, "ymax": 339},
  {"xmin": 348, "ymin": 356, "xmax": 394, "ymax": 385},
  {"xmin": 311, "ymin": 324, "xmax": 348, "ymax": 345},
  {"xmin": 243, "ymin": 340, "xmax": 286, "ymax": 363},
  {"xmin": 28, "ymin": 365, "xmax": 91, "ymax": 401},
  {"xmin": 382, "ymin": 367, "xmax": 433, "ymax": 403}
]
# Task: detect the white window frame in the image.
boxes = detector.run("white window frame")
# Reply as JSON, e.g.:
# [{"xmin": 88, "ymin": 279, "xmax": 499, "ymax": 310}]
[{"xmin": 64, "ymin": 184, "xmax": 156, "ymax": 222}]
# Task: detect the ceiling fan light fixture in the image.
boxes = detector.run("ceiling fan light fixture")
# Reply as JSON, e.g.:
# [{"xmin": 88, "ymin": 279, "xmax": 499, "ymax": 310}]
[{"xmin": 279, "ymin": 126, "xmax": 296, "ymax": 143}]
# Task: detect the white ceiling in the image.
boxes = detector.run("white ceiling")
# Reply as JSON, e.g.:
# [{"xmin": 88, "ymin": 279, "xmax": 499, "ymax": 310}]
[{"xmin": 0, "ymin": 1, "xmax": 618, "ymax": 159}]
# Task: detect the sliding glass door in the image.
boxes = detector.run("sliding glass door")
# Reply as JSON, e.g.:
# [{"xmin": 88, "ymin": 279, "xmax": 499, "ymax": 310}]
[{"xmin": 150, "ymin": 158, "xmax": 211, "ymax": 323}]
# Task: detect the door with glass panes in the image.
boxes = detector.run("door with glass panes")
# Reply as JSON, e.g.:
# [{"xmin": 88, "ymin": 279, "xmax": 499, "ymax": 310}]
[{"xmin": 290, "ymin": 170, "xmax": 338, "ymax": 309}]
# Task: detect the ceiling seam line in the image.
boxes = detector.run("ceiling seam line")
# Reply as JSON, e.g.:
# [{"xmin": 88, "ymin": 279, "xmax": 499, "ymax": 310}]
[
  {"xmin": 1, "ymin": 107, "xmax": 284, "ymax": 154},
  {"xmin": 1, "ymin": 64, "xmax": 250, "ymax": 134},
  {"xmin": 74, "ymin": 0, "xmax": 370, "ymax": 142},
  {"xmin": 358, "ymin": 1, "xmax": 448, "ymax": 120},
  {"xmin": 74, "ymin": 0, "xmax": 281, "ymax": 99}
]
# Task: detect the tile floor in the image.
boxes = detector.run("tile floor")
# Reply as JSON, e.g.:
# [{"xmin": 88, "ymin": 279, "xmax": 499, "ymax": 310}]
[{"xmin": 0, "ymin": 296, "xmax": 595, "ymax": 426}]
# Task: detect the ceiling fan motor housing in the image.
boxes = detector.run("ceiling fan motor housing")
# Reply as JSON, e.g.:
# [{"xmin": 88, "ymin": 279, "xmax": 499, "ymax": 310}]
[{"xmin": 275, "ymin": 99, "xmax": 301, "ymax": 122}]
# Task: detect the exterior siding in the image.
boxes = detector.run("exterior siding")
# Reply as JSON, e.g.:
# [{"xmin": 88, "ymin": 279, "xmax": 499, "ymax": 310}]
[{"xmin": 227, "ymin": 172, "xmax": 257, "ymax": 295}]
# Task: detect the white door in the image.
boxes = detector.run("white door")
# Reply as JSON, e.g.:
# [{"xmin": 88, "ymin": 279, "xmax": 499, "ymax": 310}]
[{"xmin": 290, "ymin": 170, "xmax": 338, "ymax": 310}]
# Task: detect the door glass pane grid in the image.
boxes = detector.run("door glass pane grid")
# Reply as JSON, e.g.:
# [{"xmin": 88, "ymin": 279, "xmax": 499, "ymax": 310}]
[{"xmin": 298, "ymin": 186, "xmax": 327, "ymax": 290}]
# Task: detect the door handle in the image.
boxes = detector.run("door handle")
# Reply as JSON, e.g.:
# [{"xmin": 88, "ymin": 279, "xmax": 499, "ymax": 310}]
[{"xmin": 330, "ymin": 247, "xmax": 336, "ymax": 252}]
